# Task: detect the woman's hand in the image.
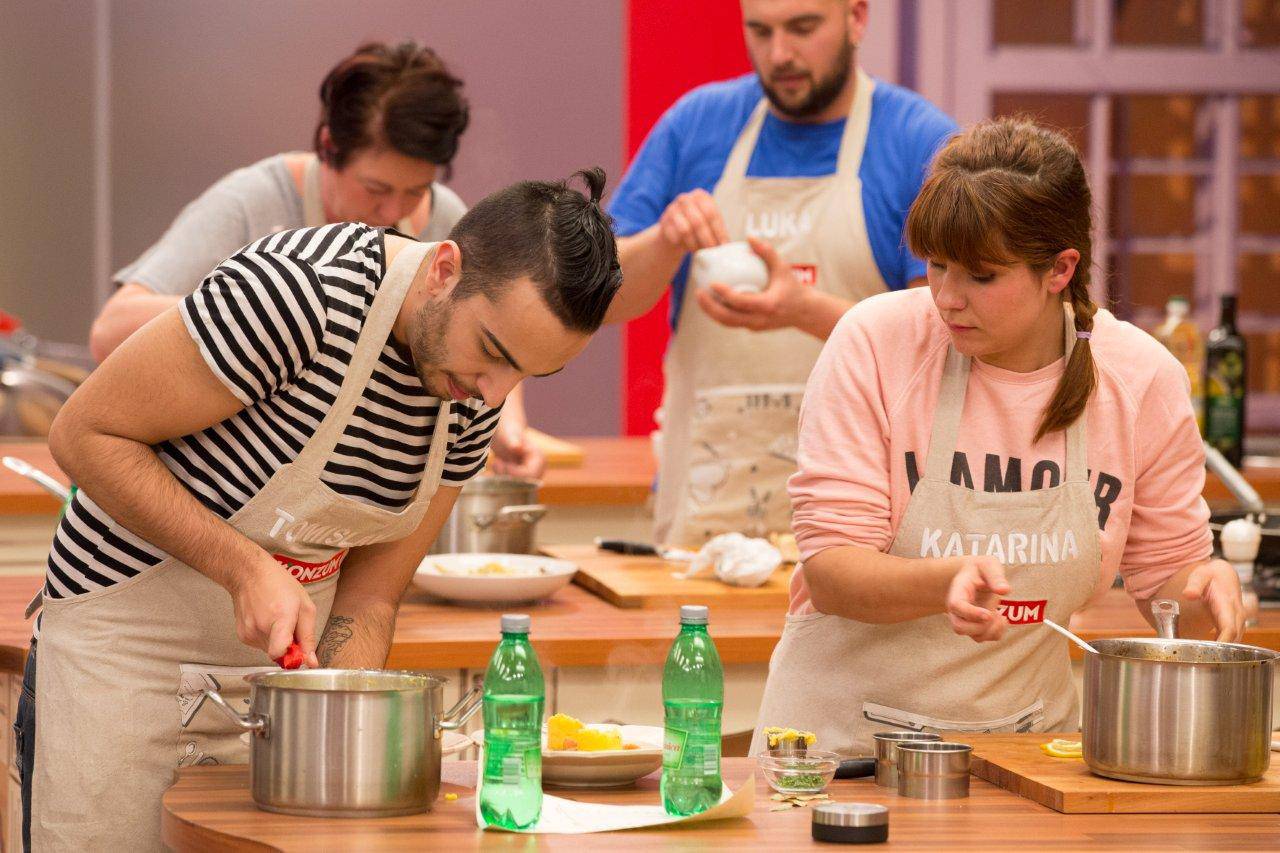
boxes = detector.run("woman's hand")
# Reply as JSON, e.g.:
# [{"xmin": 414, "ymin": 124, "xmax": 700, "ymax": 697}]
[
  {"xmin": 946, "ymin": 556, "xmax": 1012, "ymax": 643},
  {"xmin": 1180, "ymin": 559, "xmax": 1246, "ymax": 642}
]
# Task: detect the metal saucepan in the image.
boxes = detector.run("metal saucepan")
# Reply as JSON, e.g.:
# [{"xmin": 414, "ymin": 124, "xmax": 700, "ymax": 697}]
[
  {"xmin": 206, "ymin": 669, "xmax": 481, "ymax": 817},
  {"xmin": 1082, "ymin": 600, "xmax": 1276, "ymax": 785},
  {"xmin": 430, "ymin": 475, "xmax": 546, "ymax": 554}
]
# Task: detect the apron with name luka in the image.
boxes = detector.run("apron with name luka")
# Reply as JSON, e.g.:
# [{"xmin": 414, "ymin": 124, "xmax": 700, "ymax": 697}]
[
  {"xmin": 31, "ymin": 240, "xmax": 451, "ymax": 851},
  {"xmin": 752, "ymin": 308, "xmax": 1102, "ymax": 756},
  {"xmin": 654, "ymin": 68, "xmax": 888, "ymax": 548}
]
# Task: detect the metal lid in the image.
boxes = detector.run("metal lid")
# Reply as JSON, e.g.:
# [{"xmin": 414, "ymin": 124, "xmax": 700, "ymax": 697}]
[
  {"xmin": 501, "ymin": 613, "xmax": 531, "ymax": 634},
  {"xmin": 680, "ymin": 604, "xmax": 709, "ymax": 625},
  {"xmin": 461, "ymin": 475, "xmax": 540, "ymax": 495},
  {"xmin": 812, "ymin": 802, "xmax": 889, "ymax": 828}
]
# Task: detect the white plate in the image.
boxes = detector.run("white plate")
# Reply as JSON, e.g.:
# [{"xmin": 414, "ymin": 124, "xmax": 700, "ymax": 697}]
[
  {"xmin": 413, "ymin": 553, "xmax": 577, "ymax": 605},
  {"xmin": 442, "ymin": 729, "xmax": 471, "ymax": 757},
  {"xmin": 473, "ymin": 724, "xmax": 665, "ymax": 788}
]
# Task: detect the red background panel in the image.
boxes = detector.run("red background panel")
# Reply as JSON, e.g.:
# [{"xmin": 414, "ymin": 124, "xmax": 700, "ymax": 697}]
[{"xmin": 622, "ymin": 0, "xmax": 752, "ymax": 435}]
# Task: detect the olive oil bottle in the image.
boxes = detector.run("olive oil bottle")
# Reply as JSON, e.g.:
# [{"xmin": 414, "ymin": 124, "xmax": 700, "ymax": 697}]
[{"xmin": 1204, "ymin": 295, "xmax": 1247, "ymax": 468}]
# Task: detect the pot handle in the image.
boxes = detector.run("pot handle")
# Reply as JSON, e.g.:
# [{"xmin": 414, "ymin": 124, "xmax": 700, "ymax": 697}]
[
  {"xmin": 472, "ymin": 504, "xmax": 547, "ymax": 529},
  {"xmin": 437, "ymin": 685, "xmax": 483, "ymax": 732},
  {"xmin": 1152, "ymin": 598, "xmax": 1180, "ymax": 640},
  {"xmin": 204, "ymin": 689, "xmax": 269, "ymax": 737}
]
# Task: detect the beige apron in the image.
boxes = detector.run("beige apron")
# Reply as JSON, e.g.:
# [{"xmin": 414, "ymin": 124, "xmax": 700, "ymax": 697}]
[
  {"xmin": 655, "ymin": 68, "xmax": 889, "ymax": 548},
  {"xmin": 302, "ymin": 154, "xmax": 416, "ymax": 233},
  {"xmin": 751, "ymin": 309, "xmax": 1101, "ymax": 756},
  {"xmin": 31, "ymin": 240, "xmax": 451, "ymax": 851}
]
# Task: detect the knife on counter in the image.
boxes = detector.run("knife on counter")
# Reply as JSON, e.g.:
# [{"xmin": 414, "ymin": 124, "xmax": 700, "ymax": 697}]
[{"xmin": 594, "ymin": 538, "xmax": 698, "ymax": 562}]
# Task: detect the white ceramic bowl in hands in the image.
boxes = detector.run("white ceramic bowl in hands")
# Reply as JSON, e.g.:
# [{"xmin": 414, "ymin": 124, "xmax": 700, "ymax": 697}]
[
  {"xmin": 413, "ymin": 553, "xmax": 577, "ymax": 605},
  {"xmin": 691, "ymin": 241, "xmax": 770, "ymax": 293}
]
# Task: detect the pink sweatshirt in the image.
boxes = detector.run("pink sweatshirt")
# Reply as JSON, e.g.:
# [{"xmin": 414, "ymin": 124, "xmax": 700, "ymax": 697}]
[{"xmin": 788, "ymin": 287, "xmax": 1212, "ymax": 615}]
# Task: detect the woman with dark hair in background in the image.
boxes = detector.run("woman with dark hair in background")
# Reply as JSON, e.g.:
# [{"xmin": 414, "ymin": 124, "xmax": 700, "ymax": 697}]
[
  {"xmin": 751, "ymin": 117, "xmax": 1245, "ymax": 757},
  {"xmin": 89, "ymin": 39, "xmax": 546, "ymax": 478}
]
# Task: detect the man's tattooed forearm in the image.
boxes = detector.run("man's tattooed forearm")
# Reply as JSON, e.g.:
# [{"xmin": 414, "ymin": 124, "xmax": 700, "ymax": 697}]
[{"xmin": 317, "ymin": 615, "xmax": 355, "ymax": 666}]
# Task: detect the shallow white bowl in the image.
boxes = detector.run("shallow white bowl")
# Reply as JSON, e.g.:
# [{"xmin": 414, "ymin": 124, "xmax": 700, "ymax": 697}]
[
  {"xmin": 473, "ymin": 724, "xmax": 665, "ymax": 788},
  {"xmin": 413, "ymin": 553, "xmax": 577, "ymax": 605}
]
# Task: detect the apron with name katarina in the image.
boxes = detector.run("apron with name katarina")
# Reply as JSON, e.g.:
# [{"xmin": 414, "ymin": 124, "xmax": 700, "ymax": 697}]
[
  {"xmin": 751, "ymin": 308, "xmax": 1102, "ymax": 756},
  {"xmin": 654, "ymin": 68, "xmax": 889, "ymax": 548},
  {"xmin": 31, "ymin": 240, "xmax": 450, "ymax": 851}
]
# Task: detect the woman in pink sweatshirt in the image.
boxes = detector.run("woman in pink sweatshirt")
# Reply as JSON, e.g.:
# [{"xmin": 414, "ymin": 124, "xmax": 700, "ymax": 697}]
[{"xmin": 751, "ymin": 117, "xmax": 1245, "ymax": 756}]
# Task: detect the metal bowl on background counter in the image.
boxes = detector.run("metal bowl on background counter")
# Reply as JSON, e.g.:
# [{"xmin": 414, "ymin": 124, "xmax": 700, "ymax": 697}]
[
  {"xmin": 206, "ymin": 669, "xmax": 481, "ymax": 817},
  {"xmin": 431, "ymin": 475, "xmax": 546, "ymax": 554},
  {"xmin": 1081, "ymin": 603, "xmax": 1277, "ymax": 785}
]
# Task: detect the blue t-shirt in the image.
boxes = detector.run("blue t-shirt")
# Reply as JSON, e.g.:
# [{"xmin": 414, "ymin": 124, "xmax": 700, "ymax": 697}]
[{"xmin": 609, "ymin": 73, "xmax": 958, "ymax": 326}]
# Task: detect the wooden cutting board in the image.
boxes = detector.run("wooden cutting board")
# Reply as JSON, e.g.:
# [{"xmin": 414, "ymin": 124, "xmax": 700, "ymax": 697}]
[
  {"xmin": 526, "ymin": 429, "xmax": 585, "ymax": 468},
  {"xmin": 541, "ymin": 544, "xmax": 792, "ymax": 609},
  {"xmin": 955, "ymin": 732, "xmax": 1280, "ymax": 814}
]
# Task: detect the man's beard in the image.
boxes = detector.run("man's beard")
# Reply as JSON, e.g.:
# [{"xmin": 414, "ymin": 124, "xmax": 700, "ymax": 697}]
[
  {"xmin": 760, "ymin": 39, "xmax": 854, "ymax": 120},
  {"xmin": 407, "ymin": 298, "xmax": 453, "ymax": 398}
]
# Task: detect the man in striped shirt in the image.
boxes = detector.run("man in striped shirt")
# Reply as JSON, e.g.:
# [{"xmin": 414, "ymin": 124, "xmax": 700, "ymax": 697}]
[{"xmin": 23, "ymin": 169, "xmax": 620, "ymax": 850}]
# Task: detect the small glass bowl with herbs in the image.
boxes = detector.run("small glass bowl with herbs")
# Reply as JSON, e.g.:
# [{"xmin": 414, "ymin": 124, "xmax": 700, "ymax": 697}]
[{"xmin": 757, "ymin": 748, "xmax": 840, "ymax": 795}]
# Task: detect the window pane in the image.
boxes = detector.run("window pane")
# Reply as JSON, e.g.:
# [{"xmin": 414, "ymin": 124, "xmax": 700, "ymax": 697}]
[
  {"xmin": 1243, "ymin": 0, "xmax": 1280, "ymax": 47},
  {"xmin": 1119, "ymin": 253, "xmax": 1197, "ymax": 314},
  {"xmin": 1113, "ymin": 95, "xmax": 1208, "ymax": 160},
  {"xmin": 1110, "ymin": 174, "xmax": 1199, "ymax": 237},
  {"xmin": 1113, "ymin": 0, "xmax": 1205, "ymax": 46},
  {"xmin": 994, "ymin": 0, "xmax": 1076, "ymax": 45},
  {"xmin": 1241, "ymin": 176, "xmax": 1280, "ymax": 235},
  {"xmin": 1239, "ymin": 254, "xmax": 1280, "ymax": 316},
  {"xmin": 991, "ymin": 92, "xmax": 1090, "ymax": 155},
  {"xmin": 1240, "ymin": 95, "xmax": 1280, "ymax": 158}
]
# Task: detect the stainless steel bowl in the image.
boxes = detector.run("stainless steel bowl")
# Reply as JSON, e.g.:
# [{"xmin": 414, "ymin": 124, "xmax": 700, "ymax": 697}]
[
  {"xmin": 431, "ymin": 475, "xmax": 546, "ymax": 554},
  {"xmin": 1082, "ymin": 638, "xmax": 1276, "ymax": 785},
  {"xmin": 206, "ymin": 669, "xmax": 480, "ymax": 817}
]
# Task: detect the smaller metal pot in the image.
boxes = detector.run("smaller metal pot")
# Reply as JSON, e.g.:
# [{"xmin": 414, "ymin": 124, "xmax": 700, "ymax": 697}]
[
  {"xmin": 431, "ymin": 476, "xmax": 546, "ymax": 555},
  {"xmin": 207, "ymin": 669, "xmax": 481, "ymax": 817},
  {"xmin": 872, "ymin": 731, "xmax": 941, "ymax": 788},
  {"xmin": 895, "ymin": 742, "xmax": 971, "ymax": 800}
]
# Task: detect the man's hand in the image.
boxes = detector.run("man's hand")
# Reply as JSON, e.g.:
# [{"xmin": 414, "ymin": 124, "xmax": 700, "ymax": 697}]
[
  {"xmin": 1181, "ymin": 559, "xmax": 1246, "ymax": 642},
  {"xmin": 945, "ymin": 556, "xmax": 1012, "ymax": 643},
  {"xmin": 225, "ymin": 556, "xmax": 319, "ymax": 667},
  {"xmin": 491, "ymin": 423, "xmax": 546, "ymax": 479},
  {"xmin": 695, "ymin": 237, "xmax": 809, "ymax": 332},
  {"xmin": 658, "ymin": 189, "xmax": 729, "ymax": 253}
]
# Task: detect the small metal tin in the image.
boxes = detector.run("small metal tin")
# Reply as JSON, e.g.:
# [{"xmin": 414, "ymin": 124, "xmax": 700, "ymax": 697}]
[
  {"xmin": 895, "ymin": 741, "xmax": 971, "ymax": 800},
  {"xmin": 811, "ymin": 802, "xmax": 889, "ymax": 844},
  {"xmin": 872, "ymin": 731, "xmax": 942, "ymax": 788}
]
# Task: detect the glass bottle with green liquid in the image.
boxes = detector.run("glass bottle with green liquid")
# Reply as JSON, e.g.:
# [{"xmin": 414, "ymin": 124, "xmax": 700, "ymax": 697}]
[
  {"xmin": 479, "ymin": 613, "xmax": 544, "ymax": 830},
  {"xmin": 661, "ymin": 604, "xmax": 724, "ymax": 816}
]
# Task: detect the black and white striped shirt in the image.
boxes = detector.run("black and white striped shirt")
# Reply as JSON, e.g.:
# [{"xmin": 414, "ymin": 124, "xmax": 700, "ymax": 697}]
[{"xmin": 44, "ymin": 223, "xmax": 499, "ymax": 602}]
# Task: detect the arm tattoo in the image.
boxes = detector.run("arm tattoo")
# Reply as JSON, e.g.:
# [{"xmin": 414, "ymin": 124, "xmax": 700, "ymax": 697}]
[{"xmin": 317, "ymin": 615, "xmax": 355, "ymax": 666}]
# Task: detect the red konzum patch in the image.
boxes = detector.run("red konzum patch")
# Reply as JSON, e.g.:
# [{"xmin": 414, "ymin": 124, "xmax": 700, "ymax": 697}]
[
  {"xmin": 273, "ymin": 550, "xmax": 347, "ymax": 584},
  {"xmin": 998, "ymin": 599, "xmax": 1048, "ymax": 625}
]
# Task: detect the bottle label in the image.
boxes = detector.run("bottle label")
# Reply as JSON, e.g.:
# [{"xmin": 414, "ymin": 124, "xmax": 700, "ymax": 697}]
[
  {"xmin": 663, "ymin": 727, "xmax": 689, "ymax": 770},
  {"xmin": 501, "ymin": 753, "xmax": 524, "ymax": 785}
]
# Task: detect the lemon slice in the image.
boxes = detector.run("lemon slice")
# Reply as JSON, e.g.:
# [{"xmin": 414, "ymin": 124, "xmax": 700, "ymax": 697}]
[{"xmin": 1040, "ymin": 740, "xmax": 1083, "ymax": 758}]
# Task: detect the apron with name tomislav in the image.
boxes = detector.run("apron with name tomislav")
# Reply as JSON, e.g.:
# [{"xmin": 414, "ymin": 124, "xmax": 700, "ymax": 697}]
[
  {"xmin": 655, "ymin": 68, "xmax": 888, "ymax": 548},
  {"xmin": 31, "ymin": 240, "xmax": 451, "ymax": 852},
  {"xmin": 303, "ymin": 154, "xmax": 416, "ymax": 233},
  {"xmin": 751, "ymin": 308, "xmax": 1102, "ymax": 757}
]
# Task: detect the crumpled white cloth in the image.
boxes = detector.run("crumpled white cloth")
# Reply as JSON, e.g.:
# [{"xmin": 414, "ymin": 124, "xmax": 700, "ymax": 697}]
[{"xmin": 674, "ymin": 532, "xmax": 782, "ymax": 588}]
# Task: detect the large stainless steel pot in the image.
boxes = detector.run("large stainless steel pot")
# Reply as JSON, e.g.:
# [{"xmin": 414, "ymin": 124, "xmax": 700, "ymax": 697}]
[
  {"xmin": 431, "ymin": 475, "xmax": 545, "ymax": 554},
  {"xmin": 206, "ymin": 669, "xmax": 481, "ymax": 817},
  {"xmin": 1082, "ymin": 601, "xmax": 1276, "ymax": 785}
]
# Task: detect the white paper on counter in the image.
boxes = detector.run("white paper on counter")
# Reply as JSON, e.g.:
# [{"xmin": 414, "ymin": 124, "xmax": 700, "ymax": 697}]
[{"xmin": 473, "ymin": 756, "xmax": 755, "ymax": 834}]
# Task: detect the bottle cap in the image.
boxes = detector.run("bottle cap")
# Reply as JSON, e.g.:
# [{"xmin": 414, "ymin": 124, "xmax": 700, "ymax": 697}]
[
  {"xmin": 1166, "ymin": 296, "xmax": 1188, "ymax": 316},
  {"xmin": 501, "ymin": 613, "xmax": 531, "ymax": 634},
  {"xmin": 680, "ymin": 605, "xmax": 709, "ymax": 625}
]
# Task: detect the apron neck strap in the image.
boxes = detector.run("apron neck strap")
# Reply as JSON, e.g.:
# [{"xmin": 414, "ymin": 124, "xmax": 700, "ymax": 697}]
[
  {"xmin": 721, "ymin": 66, "xmax": 876, "ymax": 184},
  {"xmin": 924, "ymin": 303, "xmax": 1089, "ymax": 484},
  {"xmin": 302, "ymin": 155, "xmax": 326, "ymax": 229},
  {"xmin": 294, "ymin": 238, "xmax": 442, "ymax": 476}
]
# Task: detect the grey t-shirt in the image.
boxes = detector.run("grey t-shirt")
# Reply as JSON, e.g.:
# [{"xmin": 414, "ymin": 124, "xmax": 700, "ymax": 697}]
[{"xmin": 114, "ymin": 153, "xmax": 468, "ymax": 295}]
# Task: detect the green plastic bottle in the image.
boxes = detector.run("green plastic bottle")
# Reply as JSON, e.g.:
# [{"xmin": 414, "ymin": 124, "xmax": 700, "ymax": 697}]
[
  {"xmin": 480, "ymin": 613, "xmax": 544, "ymax": 830},
  {"xmin": 661, "ymin": 604, "xmax": 724, "ymax": 816}
]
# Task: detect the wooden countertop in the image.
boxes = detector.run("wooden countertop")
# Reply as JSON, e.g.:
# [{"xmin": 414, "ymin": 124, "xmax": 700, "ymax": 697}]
[
  {"xmin": 0, "ymin": 437, "xmax": 656, "ymax": 514},
  {"xmin": 8, "ymin": 436, "xmax": 1280, "ymax": 515},
  {"xmin": 3, "ymin": 570, "xmax": 1279, "ymax": 676},
  {"xmin": 161, "ymin": 756, "xmax": 1280, "ymax": 851}
]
